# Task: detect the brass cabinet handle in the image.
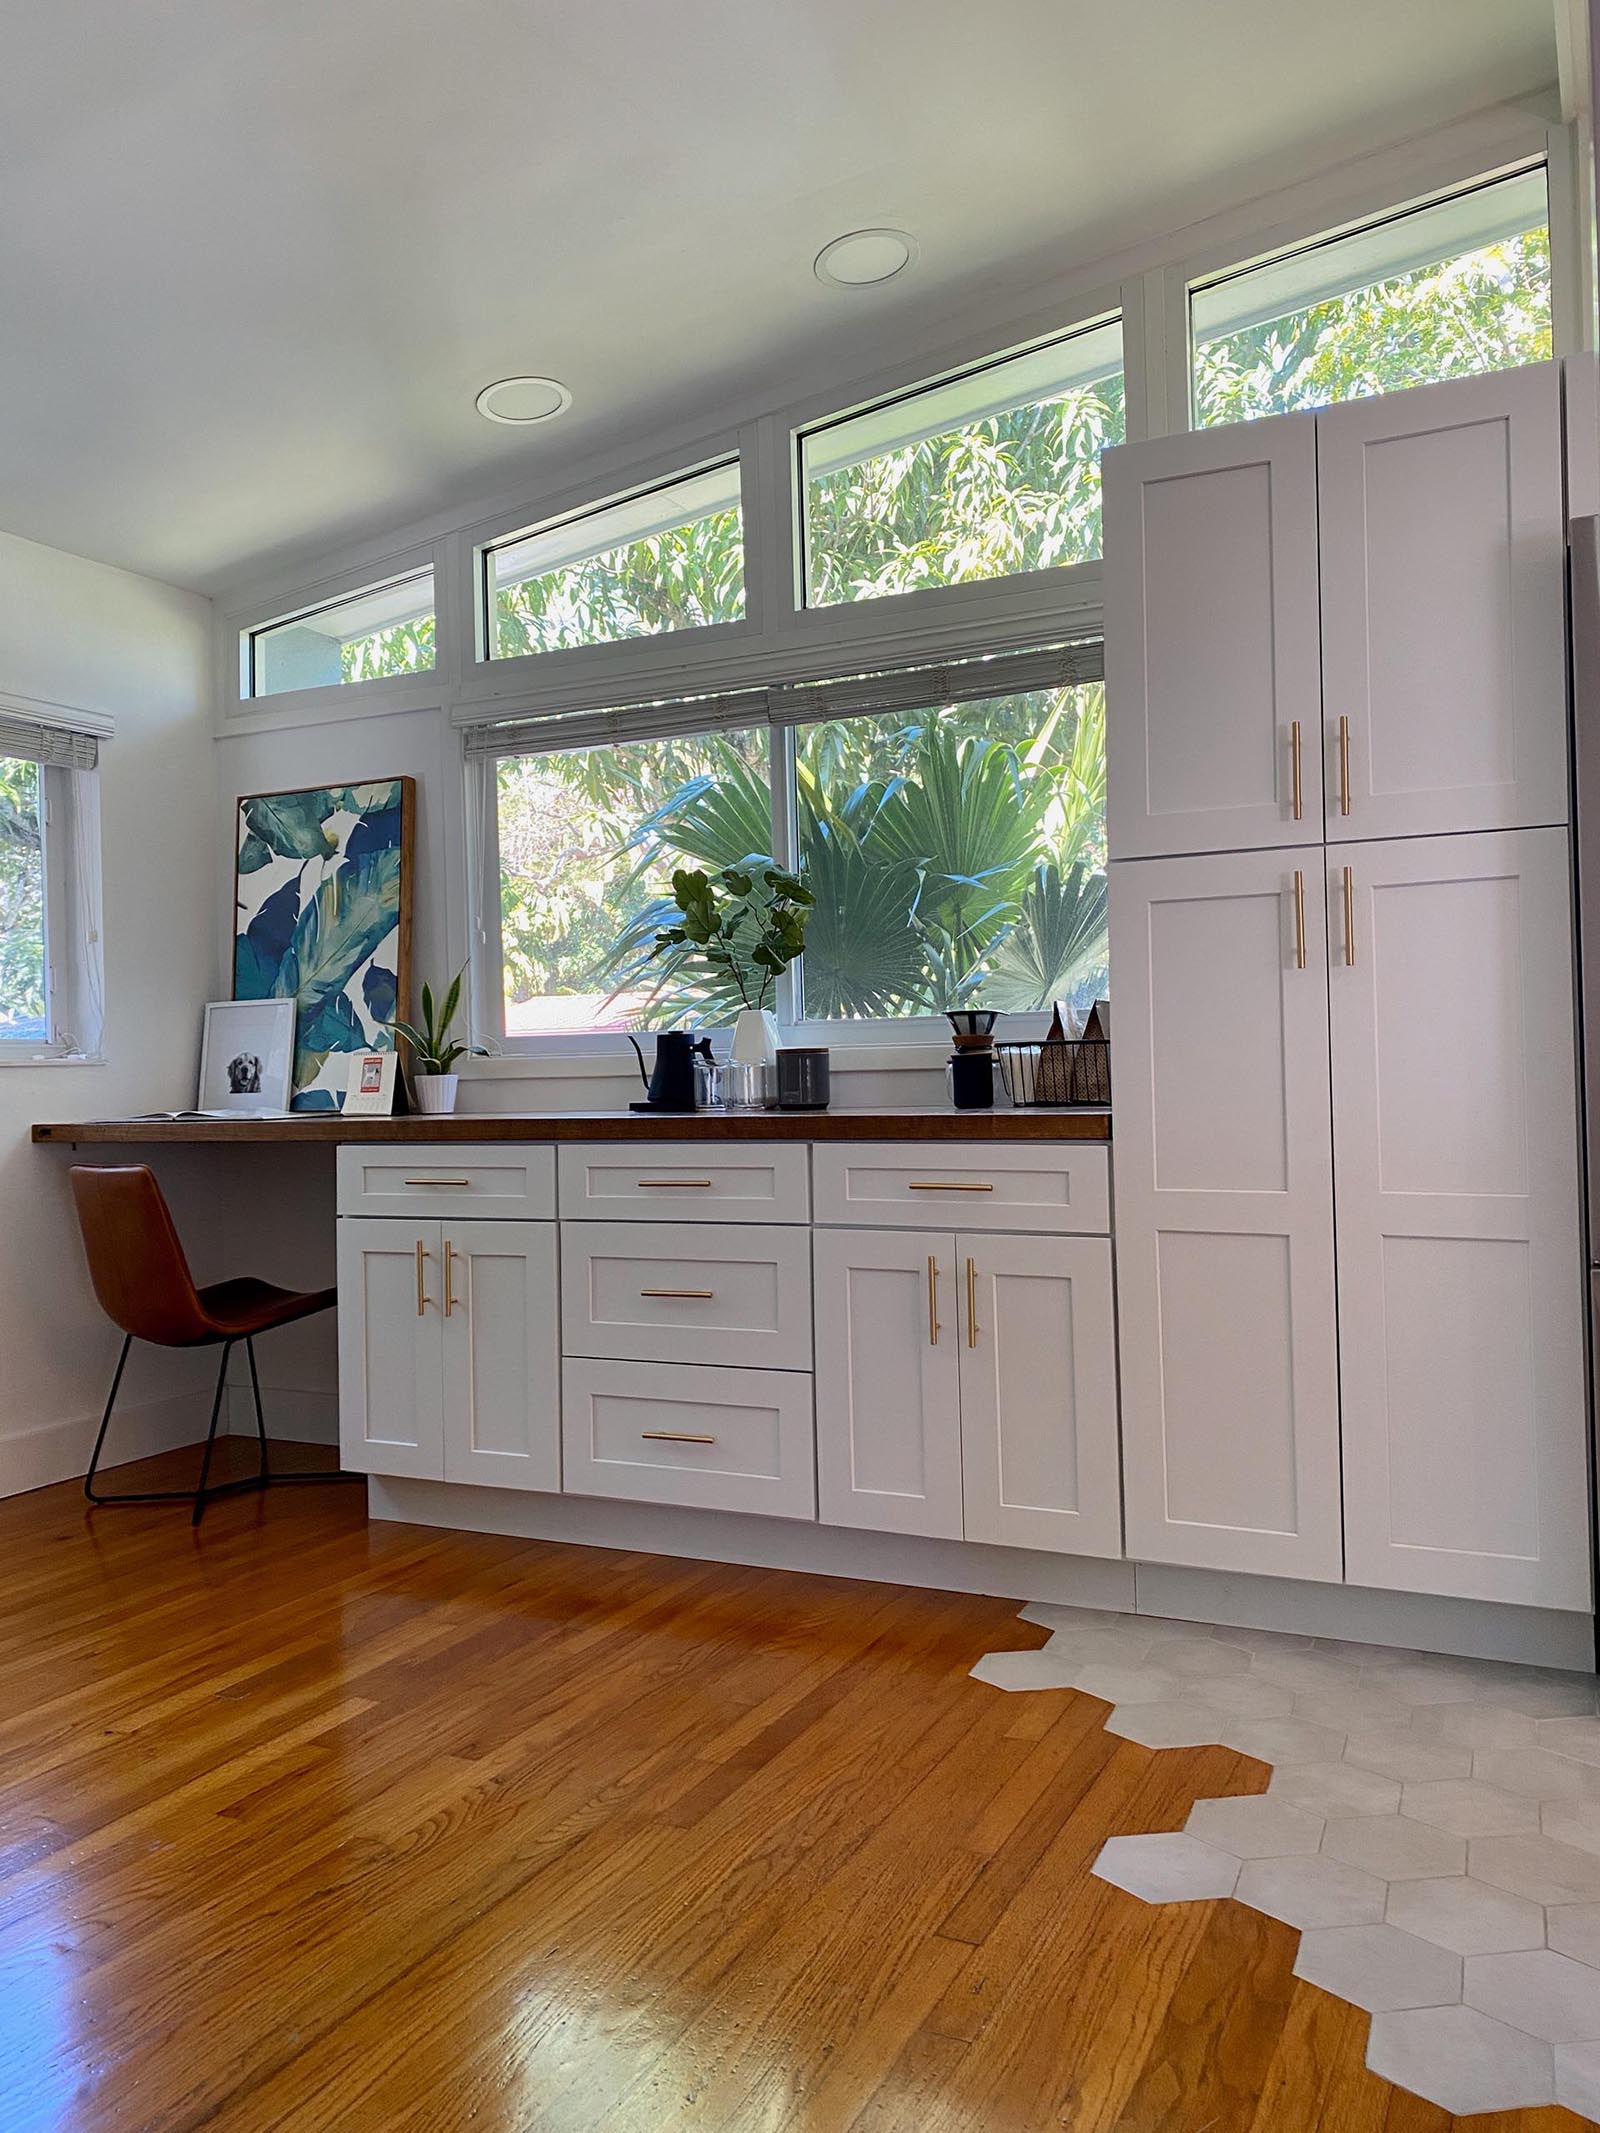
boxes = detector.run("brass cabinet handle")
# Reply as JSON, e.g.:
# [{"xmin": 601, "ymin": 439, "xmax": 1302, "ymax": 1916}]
[
  {"xmin": 966, "ymin": 1256, "xmax": 980, "ymax": 1348},
  {"xmin": 1342, "ymin": 866, "xmax": 1356, "ymax": 967},
  {"xmin": 1290, "ymin": 720, "xmax": 1303, "ymax": 821},
  {"xmin": 1293, "ymin": 869, "xmax": 1307, "ymax": 971},
  {"xmin": 414, "ymin": 1238, "xmax": 429, "ymax": 1317},
  {"xmin": 639, "ymin": 1287, "xmax": 715, "ymax": 1300},
  {"xmin": 927, "ymin": 1255, "xmax": 941, "ymax": 1346},
  {"xmin": 907, "ymin": 1181, "xmax": 996, "ymax": 1193},
  {"xmin": 1337, "ymin": 715, "xmax": 1352, "ymax": 817},
  {"xmin": 404, "ymin": 1176, "xmax": 471, "ymax": 1187},
  {"xmin": 443, "ymin": 1240, "xmax": 459, "ymax": 1317},
  {"xmin": 641, "ymin": 1430, "xmax": 716, "ymax": 1445},
  {"xmin": 636, "ymin": 1178, "xmax": 713, "ymax": 1189}
]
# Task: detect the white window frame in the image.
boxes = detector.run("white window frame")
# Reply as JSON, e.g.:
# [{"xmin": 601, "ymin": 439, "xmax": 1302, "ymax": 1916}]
[{"xmin": 0, "ymin": 700, "xmax": 108, "ymax": 1066}]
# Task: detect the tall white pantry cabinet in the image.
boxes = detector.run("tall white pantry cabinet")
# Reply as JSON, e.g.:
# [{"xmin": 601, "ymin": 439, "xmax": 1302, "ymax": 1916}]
[{"xmin": 1105, "ymin": 362, "xmax": 1591, "ymax": 1611}]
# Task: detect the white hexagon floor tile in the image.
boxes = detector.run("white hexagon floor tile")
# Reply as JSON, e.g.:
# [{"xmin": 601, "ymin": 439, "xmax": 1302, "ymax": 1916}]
[{"xmin": 968, "ymin": 1601, "xmax": 1600, "ymax": 2117}]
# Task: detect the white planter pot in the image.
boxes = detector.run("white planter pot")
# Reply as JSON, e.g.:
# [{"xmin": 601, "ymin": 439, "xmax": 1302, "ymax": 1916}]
[
  {"xmin": 413, "ymin": 1073, "xmax": 460, "ymax": 1115},
  {"xmin": 731, "ymin": 1008, "xmax": 781, "ymax": 1065}
]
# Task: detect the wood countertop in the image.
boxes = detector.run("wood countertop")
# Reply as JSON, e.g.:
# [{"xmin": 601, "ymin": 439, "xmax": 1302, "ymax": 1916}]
[{"xmin": 32, "ymin": 1105, "xmax": 1111, "ymax": 1147}]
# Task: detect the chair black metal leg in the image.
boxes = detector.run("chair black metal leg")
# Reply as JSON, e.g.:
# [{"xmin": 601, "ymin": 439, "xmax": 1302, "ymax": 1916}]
[
  {"xmin": 84, "ymin": 1335, "xmax": 133, "ymax": 1504},
  {"xmin": 246, "ymin": 1337, "xmax": 270, "ymax": 1482},
  {"xmin": 190, "ymin": 1342, "xmax": 234, "ymax": 1527}
]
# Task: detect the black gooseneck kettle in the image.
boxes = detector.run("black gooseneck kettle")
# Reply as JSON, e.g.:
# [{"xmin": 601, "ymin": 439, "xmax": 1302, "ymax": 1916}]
[{"xmin": 627, "ymin": 1030, "xmax": 698, "ymax": 1113}]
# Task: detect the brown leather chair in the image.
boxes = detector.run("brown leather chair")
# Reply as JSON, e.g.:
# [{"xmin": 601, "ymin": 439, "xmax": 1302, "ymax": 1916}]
[{"xmin": 70, "ymin": 1165, "xmax": 356, "ymax": 1524}]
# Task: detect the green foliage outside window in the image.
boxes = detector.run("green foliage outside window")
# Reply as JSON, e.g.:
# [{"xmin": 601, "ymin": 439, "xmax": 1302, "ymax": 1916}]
[
  {"xmin": 339, "ymin": 614, "xmax": 436, "ymax": 683},
  {"xmin": 493, "ymin": 508, "xmax": 745, "ymax": 659},
  {"xmin": 0, "ymin": 756, "xmax": 46, "ymax": 1037},
  {"xmin": 805, "ymin": 378, "xmax": 1126, "ymax": 605},
  {"xmin": 1192, "ymin": 227, "xmax": 1551, "ymax": 427}
]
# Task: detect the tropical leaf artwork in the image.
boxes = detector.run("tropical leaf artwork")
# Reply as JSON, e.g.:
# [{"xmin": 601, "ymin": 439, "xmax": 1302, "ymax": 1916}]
[{"xmin": 232, "ymin": 778, "xmax": 413, "ymax": 1111}]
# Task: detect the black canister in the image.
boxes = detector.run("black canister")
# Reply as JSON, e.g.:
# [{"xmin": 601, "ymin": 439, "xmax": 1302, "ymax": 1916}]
[
  {"xmin": 950, "ymin": 1049, "xmax": 994, "ymax": 1110},
  {"xmin": 775, "ymin": 1046, "xmax": 831, "ymax": 1110}
]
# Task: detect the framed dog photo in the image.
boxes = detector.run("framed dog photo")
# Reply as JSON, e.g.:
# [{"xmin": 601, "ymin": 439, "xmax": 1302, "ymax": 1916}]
[
  {"xmin": 342, "ymin": 1048, "xmax": 400, "ymax": 1116},
  {"xmin": 197, "ymin": 998, "xmax": 295, "ymax": 1113}
]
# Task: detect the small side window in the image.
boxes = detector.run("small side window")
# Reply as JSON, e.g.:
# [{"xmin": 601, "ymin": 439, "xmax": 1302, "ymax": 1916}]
[{"xmin": 0, "ymin": 725, "xmax": 103, "ymax": 1059}]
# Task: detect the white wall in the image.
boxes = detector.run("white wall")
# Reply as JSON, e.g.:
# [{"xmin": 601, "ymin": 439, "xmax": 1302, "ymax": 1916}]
[{"xmin": 2, "ymin": 527, "xmax": 218, "ymax": 1496}]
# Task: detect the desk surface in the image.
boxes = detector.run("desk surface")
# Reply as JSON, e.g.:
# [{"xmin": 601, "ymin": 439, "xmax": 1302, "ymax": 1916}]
[{"xmin": 32, "ymin": 1106, "xmax": 1111, "ymax": 1147}]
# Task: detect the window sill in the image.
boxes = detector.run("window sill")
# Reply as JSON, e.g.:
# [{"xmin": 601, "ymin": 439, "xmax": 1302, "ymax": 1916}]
[{"xmin": 0, "ymin": 1049, "xmax": 107, "ymax": 1069}]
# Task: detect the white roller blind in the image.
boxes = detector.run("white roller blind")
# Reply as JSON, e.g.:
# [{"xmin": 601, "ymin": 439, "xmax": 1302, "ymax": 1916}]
[
  {"xmin": 461, "ymin": 641, "xmax": 1102, "ymax": 760},
  {"xmin": 0, "ymin": 712, "xmax": 99, "ymax": 771}
]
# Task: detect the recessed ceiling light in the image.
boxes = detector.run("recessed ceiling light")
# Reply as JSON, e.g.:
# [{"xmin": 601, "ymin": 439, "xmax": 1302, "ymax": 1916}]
[
  {"xmin": 814, "ymin": 228, "xmax": 917, "ymax": 290},
  {"xmin": 475, "ymin": 376, "xmax": 573, "ymax": 426}
]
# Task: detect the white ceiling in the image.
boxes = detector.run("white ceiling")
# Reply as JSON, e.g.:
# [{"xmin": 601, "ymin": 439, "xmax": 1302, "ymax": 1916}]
[{"xmin": 0, "ymin": 0, "xmax": 1558, "ymax": 593}]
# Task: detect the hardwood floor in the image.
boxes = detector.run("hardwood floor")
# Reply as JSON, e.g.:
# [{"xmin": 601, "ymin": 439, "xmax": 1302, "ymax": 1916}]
[{"xmin": 0, "ymin": 1443, "xmax": 1590, "ymax": 2133}]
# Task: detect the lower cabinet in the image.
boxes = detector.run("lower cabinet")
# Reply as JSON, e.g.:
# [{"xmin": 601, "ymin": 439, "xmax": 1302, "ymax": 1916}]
[
  {"xmin": 561, "ymin": 1357, "xmax": 816, "ymax": 1519},
  {"xmin": 336, "ymin": 1215, "xmax": 560, "ymax": 1488},
  {"xmin": 813, "ymin": 1226, "xmax": 1123, "ymax": 1556}
]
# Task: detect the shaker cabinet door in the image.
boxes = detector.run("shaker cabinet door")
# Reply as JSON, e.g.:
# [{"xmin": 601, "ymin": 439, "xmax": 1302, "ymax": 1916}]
[
  {"xmin": 1109, "ymin": 848, "xmax": 1343, "ymax": 1579},
  {"xmin": 336, "ymin": 1218, "xmax": 445, "ymax": 1480},
  {"xmin": 813, "ymin": 1227, "xmax": 963, "ymax": 1540},
  {"xmin": 441, "ymin": 1220, "xmax": 561, "ymax": 1491},
  {"xmin": 957, "ymin": 1233, "xmax": 1122, "ymax": 1558},
  {"xmin": 1330, "ymin": 830, "xmax": 1589, "ymax": 1608},
  {"xmin": 1105, "ymin": 414, "xmax": 1322, "ymax": 859},
  {"xmin": 1318, "ymin": 365, "xmax": 1567, "ymax": 842}
]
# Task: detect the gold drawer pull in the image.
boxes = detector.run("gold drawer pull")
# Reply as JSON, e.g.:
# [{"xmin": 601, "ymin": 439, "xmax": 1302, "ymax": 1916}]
[
  {"xmin": 640, "ymin": 1287, "xmax": 715, "ymax": 1300},
  {"xmin": 1290, "ymin": 719, "xmax": 1303, "ymax": 821},
  {"xmin": 405, "ymin": 1176, "xmax": 471, "ymax": 1187},
  {"xmin": 641, "ymin": 1430, "xmax": 717, "ymax": 1445},
  {"xmin": 907, "ymin": 1180, "xmax": 996, "ymax": 1193},
  {"xmin": 636, "ymin": 1178, "xmax": 714, "ymax": 1189},
  {"xmin": 443, "ymin": 1240, "xmax": 459, "ymax": 1317},
  {"xmin": 927, "ymin": 1255, "xmax": 941, "ymax": 1346},
  {"xmin": 414, "ymin": 1239, "xmax": 429, "ymax": 1317},
  {"xmin": 1337, "ymin": 715, "xmax": 1352, "ymax": 817},
  {"xmin": 1342, "ymin": 866, "xmax": 1357, "ymax": 968},
  {"xmin": 966, "ymin": 1256, "xmax": 979, "ymax": 1348},
  {"xmin": 1292, "ymin": 869, "xmax": 1307, "ymax": 971}
]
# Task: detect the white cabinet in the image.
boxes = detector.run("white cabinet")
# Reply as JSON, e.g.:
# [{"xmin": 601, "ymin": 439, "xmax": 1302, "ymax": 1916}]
[
  {"xmin": 560, "ymin": 1220, "xmax": 813, "ymax": 1371},
  {"xmin": 1105, "ymin": 413, "xmax": 1322, "ymax": 859},
  {"xmin": 1318, "ymin": 366, "xmax": 1567, "ymax": 843},
  {"xmin": 336, "ymin": 1213, "xmax": 559, "ymax": 1488},
  {"xmin": 1109, "ymin": 848, "xmax": 1344, "ymax": 1581},
  {"xmin": 813, "ymin": 1228, "xmax": 964, "ymax": 1539},
  {"xmin": 442, "ymin": 1219, "xmax": 561, "ymax": 1491},
  {"xmin": 561, "ymin": 1357, "xmax": 815, "ymax": 1520},
  {"xmin": 813, "ymin": 1226, "xmax": 1123, "ymax": 1556},
  {"xmin": 812, "ymin": 1141, "xmax": 1109, "ymax": 1233},
  {"xmin": 958, "ymin": 1234, "xmax": 1122, "ymax": 1558},
  {"xmin": 1330, "ymin": 830, "xmax": 1589, "ymax": 1607},
  {"xmin": 337, "ymin": 1218, "xmax": 447, "ymax": 1481},
  {"xmin": 1106, "ymin": 366, "xmax": 1567, "ymax": 859}
]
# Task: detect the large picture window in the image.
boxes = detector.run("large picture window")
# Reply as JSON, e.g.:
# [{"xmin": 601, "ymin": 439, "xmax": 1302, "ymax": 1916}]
[
  {"xmin": 1191, "ymin": 167, "xmax": 1551, "ymax": 427},
  {"xmin": 800, "ymin": 321, "xmax": 1124, "ymax": 607},
  {"xmin": 485, "ymin": 463, "xmax": 745, "ymax": 660},
  {"xmin": 481, "ymin": 654, "xmax": 1106, "ymax": 1040}
]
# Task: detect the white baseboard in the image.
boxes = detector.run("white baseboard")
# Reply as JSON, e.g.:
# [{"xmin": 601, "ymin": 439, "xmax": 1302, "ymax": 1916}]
[
  {"xmin": 368, "ymin": 1478, "xmax": 1597, "ymax": 1673},
  {"xmin": 367, "ymin": 1477, "xmax": 1138, "ymax": 1610},
  {"xmin": 0, "ymin": 1388, "xmax": 214, "ymax": 1501},
  {"xmin": 224, "ymin": 1383, "xmax": 339, "ymax": 1447}
]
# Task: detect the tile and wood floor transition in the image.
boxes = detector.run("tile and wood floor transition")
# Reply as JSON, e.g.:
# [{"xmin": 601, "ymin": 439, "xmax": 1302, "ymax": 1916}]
[{"xmin": 3, "ymin": 1446, "xmax": 1597, "ymax": 2133}]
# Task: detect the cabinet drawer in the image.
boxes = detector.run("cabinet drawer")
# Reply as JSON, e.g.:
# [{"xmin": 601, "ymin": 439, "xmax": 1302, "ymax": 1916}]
[
  {"xmin": 812, "ymin": 1143, "xmax": 1109, "ymax": 1234},
  {"xmin": 561, "ymin": 1358, "xmax": 816, "ymax": 1520},
  {"xmin": 561, "ymin": 1222, "xmax": 813, "ymax": 1370},
  {"xmin": 557, "ymin": 1143, "xmax": 809, "ymax": 1223},
  {"xmin": 337, "ymin": 1145, "xmax": 555, "ymax": 1219}
]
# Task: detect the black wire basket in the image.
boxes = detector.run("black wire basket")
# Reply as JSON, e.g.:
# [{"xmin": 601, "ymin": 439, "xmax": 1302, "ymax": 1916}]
[{"xmin": 996, "ymin": 1038, "xmax": 1110, "ymax": 1108}]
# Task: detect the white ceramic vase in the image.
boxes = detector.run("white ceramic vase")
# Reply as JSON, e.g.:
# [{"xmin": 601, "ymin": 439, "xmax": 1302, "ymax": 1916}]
[
  {"xmin": 731, "ymin": 1007, "xmax": 780, "ymax": 1064},
  {"xmin": 413, "ymin": 1072, "xmax": 460, "ymax": 1115}
]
